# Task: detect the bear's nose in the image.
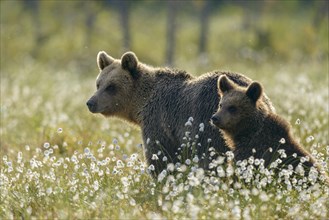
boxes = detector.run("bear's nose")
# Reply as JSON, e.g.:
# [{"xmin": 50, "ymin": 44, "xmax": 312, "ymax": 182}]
[
  {"xmin": 211, "ymin": 115, "xmax": 220, "ymax": 125},
  {"xmin": 86, "ymin": 99, "xmax": 97, "ymax": 113}
]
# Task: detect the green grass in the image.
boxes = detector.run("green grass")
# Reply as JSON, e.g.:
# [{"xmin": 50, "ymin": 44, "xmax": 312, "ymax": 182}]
[{"xmin": 1, "ymin": 1, "xmax": 328, "ymax": 219}]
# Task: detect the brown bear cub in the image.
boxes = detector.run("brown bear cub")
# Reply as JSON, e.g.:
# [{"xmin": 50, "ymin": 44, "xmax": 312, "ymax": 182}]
[
  {"xmin": 86, "ymin": 51, "xmax": 275, "ymax": 177},
  {"xmin": 211, "ymin": 75, "xmax": 324, "ymax": 180}
]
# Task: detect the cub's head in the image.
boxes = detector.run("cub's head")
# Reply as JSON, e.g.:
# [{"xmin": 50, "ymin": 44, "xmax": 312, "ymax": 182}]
[
  {"xmin": 211, "ymin": 75, "xmax": 263, "ymax": 132},
  {"xmin": 86, "ymin": 51, "xmax": 140, "ymax": 118}
]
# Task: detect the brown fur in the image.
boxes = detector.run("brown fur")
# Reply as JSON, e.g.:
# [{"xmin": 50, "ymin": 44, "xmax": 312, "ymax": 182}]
[
  {"xmin": 212, "ymin": 76, "xmax": 327, "ymax": 182},
  {"xmin": 87, "ymin": 51, "xmax": 275, "ymax": 176}
]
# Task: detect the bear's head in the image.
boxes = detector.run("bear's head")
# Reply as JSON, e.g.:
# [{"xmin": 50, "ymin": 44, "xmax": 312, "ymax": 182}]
[
  {"xmin": 211, "ymin": 75, "xmax": 264, "ymax": 133},
  {"xmin": 86, "ymin": 51, "xmax": 140, "ymax": 120}
]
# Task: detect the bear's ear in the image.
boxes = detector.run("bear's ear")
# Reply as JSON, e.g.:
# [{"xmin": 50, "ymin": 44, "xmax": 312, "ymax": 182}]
[
  {"xmin": 97, "ymin": 51, "xmax": 114, "ymax": 70},
  {"xmin": 218, "ymin": 75, "xmax": 235, "ymax": 94},
  {"xmin": 246, "ymin": 82, "xmax": 263, "ymax": 103},
  {"xmin": 121, "ymin": 52, "xmax": 139, "ymax": 78}
]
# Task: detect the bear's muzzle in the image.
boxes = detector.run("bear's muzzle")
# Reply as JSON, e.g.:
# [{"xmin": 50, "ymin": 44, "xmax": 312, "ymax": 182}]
[
  {"xmin": 210, "ymin": 115, "xmax": 221, "ymax": 128},
  {"xmin": 86, "ymin": 97, "xmax": 98, "ymax": 113}
]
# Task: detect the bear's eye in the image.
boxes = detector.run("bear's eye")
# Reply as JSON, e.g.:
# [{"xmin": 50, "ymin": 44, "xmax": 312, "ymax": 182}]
[
  {"xmin": 219, "ymin": 103, "xmax": 223, "ymax": 109},
  {"xmin": 105, "ymin": 84, "xmax": 116, "ymax": 94},
  {"xmin": 228, "ymin": 106, "xmax": 237, "ymax": 114},
  {"xmin": 96, "ymin": 83, "xmax": 100, "ymax": 90}
]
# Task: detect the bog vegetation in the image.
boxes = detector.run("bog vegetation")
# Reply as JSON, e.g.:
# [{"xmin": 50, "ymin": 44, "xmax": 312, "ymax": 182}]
[{"xmin": 1, "ymin": 1, "xmax": 328, "ymax": 219}]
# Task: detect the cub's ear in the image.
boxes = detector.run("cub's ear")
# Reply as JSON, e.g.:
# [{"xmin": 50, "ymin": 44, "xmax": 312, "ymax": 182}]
[
  {"xmin": 121, "ymin": 52, "xmax": 139, "ymax": 78},
  {"xmin": 97, "ymin": 51, "xmax": 114, "ymax": 70},
  {"xmin": 218, "ymin": 75, "xmax": 235, "ymax": 95},
  {"xmin": 246, "ymin": 82, "xmax": 263, "ymax": 103}
]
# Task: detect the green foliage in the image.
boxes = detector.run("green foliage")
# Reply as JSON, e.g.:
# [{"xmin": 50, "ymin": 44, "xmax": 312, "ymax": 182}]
[{"xmin": 1, "ymin": 1, "xmax": 328, "ymax": 219}]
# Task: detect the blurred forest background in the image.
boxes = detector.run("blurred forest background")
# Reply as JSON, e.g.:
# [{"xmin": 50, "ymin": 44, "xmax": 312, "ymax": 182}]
[{"xmin": 1, "ymin": 0, "xmax": 328, "ymax": 72}]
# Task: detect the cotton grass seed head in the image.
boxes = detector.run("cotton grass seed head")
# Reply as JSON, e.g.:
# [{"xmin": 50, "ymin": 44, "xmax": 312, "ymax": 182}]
[
  {"xmin": 43, "ymin": 142, "xmax": 50, "ymax": 149},
  {"xmin": 152, "ymin": 154, "xmax": 159, "ymax": 160},
  {"xmin": 279, "ymin": 138, "xmax": 286, "ymax": 144},
  {"xmin": 295, "ymin": 118, "xmax": 301, "ymax": 125}
]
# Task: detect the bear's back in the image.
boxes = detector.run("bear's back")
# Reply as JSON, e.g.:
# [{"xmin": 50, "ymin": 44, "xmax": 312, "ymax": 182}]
[
  {"xmin": 147, "ymin": 70, "xmax": 254, "ymax": 126},
  {"xmin": 241, "ymin": 114, "xmax": 315, "ymax": 168}
]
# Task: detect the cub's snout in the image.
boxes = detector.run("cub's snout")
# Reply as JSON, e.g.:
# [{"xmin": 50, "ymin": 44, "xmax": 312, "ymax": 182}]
[{"xmin": 210, "ymin": 114, "xmax": 221, "ymax": 127}]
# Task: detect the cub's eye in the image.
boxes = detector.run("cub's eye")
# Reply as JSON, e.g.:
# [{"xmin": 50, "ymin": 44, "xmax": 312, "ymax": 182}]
[
  {"xmin": 105, "ymin": 84, "xmax": 116, "ymax": 94},
  {"xmin": 228, "ymin": 106, "xmax": 237, "ymax": 114},
  {"xmin": 219, "ymin": 103, "xmax": 223, "ymax": 108},
  {"xmin": 96, "ymin": 84, "xmax": 100, "ymax": 90}
]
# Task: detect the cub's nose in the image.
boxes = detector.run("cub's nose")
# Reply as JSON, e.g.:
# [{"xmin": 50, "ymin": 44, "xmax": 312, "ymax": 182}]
[
  {"xmin": 211, "ymin": 115, "xmax": 220, "ymax": 125},
  {"xmin": 86, "ymin": 99, "xmax": 97, "ymax": 113}
]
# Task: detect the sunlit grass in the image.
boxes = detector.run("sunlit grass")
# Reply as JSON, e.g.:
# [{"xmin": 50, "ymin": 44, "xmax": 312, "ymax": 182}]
[
  {"xmin": 1, "ymin": 55, "xmax": 328, "ymax": 220},
  {"xmin": 1, "ymin": 1, "xmax": 328, "ymax": 219}
]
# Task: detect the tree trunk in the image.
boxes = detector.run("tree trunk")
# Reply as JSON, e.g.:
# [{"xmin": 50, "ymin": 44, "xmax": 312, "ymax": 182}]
[
  {"xmin": 166, "ymin": 0, "xmax": 177, "ymax": 66},
  {"xmin": 84, "ymin": 2, "xmax": 96, "ymax": 47},
  {"xmin": 118, "ymin": 1, "xmax": 131, "ymax": 51},
  {"xmin": 199, "ymin": 0, "xmax": 211, "ymax": 55},
  {"xmin": 24, "ymin": 0, "xmax": 44, "ymax": 57}
]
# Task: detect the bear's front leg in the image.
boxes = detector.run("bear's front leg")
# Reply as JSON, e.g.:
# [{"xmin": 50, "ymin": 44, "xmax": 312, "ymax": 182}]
[{"xmin": 142, "ymin": 135, "xmax": 178, "ymax": 178}]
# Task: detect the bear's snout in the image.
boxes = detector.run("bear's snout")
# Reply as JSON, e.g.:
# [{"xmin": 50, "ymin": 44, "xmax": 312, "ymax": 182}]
[
  {"xmin": 211, "ymin": 115, "xmax": 221, "ymax": 127},
  {"xmin": 86, "ymin": 98, "xmax": 97, "ymax": 113}
]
